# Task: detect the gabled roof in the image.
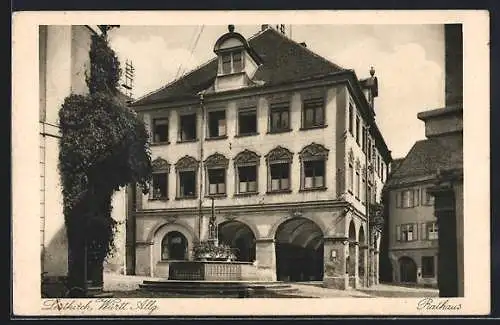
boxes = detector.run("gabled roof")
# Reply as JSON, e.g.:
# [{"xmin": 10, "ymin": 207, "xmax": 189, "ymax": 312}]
[
  {"xmin": 131, "ymin": 27, "xmax": 344, "ymax": 106},
  {"xmin": 385, "ymin": 133, "xmax": 463, "ymax": 187}
]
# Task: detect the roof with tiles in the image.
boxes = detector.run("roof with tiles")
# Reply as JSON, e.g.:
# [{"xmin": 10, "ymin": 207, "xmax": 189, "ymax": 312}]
[
  {"xmin": 131, "ymin": 27, "xmax": 345, "ymax": 106},
  {"xmin": 385, "ymin": 133, "xmax": 463, "ymax": 187}
]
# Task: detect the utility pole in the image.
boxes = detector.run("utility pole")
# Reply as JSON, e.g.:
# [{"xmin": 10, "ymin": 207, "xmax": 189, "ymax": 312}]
[{"xmin": 198, "ymin": 92, "xmax": 206, "ymax": 241}]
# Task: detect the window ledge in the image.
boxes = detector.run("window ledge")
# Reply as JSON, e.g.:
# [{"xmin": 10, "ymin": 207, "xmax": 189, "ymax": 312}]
[
  {"xmin": 176, "ymin": 139, "xmax": 199, "ymax": 144},
  {"xmin": 266, "ymin": 189, "xmax": 292, "ymax": 195},
  {"xmin": 151, "ymin": 141, "xmax": 170, "ymax": 146},
  {"xmin": 299, "ymin": 187, "xmax": 327, "ymax": 192},
  {"xmin": 300, "ymin": 124, "xmax": 327, "ymax": 131},
  {"xmin": 148, "ymin": 197, "xmax": 168, "ymax": 201},
  {"xmin": 175, "ymin": 196, "xmax": 197, "ymax": 200},
  {"xmin": 235, "ymin": 132, "xmax": 259, "ymax": 138},
  {"xmin": 267, "ymin": 129, "xmax": 292, "ymax": 135},
  {"xmin": 233, "ymin": 192, "xmax": 259, "ymax": 197},
  {"xmin": 206, "ymin": 135, "xmax": 228, "ymax": 141},
  {"xmin": 206, "ymin": 194, "xmax": 227, "ymax": 199}
]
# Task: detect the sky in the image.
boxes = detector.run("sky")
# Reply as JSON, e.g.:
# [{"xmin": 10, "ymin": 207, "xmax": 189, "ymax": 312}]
[{"xmin": 108, "ymin": 24, "xmax": 445, "ymax": 159}]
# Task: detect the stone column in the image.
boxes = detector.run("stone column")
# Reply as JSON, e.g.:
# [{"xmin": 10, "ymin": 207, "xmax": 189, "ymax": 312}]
[
  {"xmin": 348, "ymin": 241, "xmax": 359, "ymax": 288},
  {"xmin": 368, "ymin": 246, "xmax": 375, "ymax": 286},
  {"xmin": 255, "ymin": 239, "xmax": 277, "ymax": 281},
  {"xmin": 374, "ymin": 249, "xmax": 380, "ymax": 285},
  {"xmin": 360, "ymin": 244, "xmax": 369, "ymax": 287},
  {"xmin": 323, "ymin": 237, "xmax": 349, "ymax": 290}
]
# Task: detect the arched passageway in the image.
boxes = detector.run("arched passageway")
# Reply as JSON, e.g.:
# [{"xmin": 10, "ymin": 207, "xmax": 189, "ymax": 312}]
[
  {"xmin": 161, "ymin": 231, "xmax": 188, "ymax": 260},
  {"xmin": 217, "ymin": 220, "xmax": 256, "ymax": 262},
  {"xmin": 358, "ymin": 225, "xmax": 366, "ymax": 280},
  {"xmin": 399, "ymin": 256, "xmax": 417, "ymax": 283},
  {"xmin": 274, "ymin": 217, "xmax": 324, "ymax": 282}
]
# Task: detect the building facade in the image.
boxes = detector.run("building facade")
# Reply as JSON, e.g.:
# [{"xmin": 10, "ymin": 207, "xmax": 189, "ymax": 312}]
[
  {"xmin": 39, "ymin": 25, "xmax": 129, "ymax": 283},
  {"xmin": 383, "ymin": 24, "xmax": 463, "ymax": 293},
  {"xmin": 129, "ymin": 25, "xmax": 392, "ymax": 289}
]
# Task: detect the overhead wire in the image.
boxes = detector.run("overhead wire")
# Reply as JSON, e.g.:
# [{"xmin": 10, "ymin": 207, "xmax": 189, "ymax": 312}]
[{"xmin": 175, "ymin": 25, "xmax": 205, "ymax": 79}]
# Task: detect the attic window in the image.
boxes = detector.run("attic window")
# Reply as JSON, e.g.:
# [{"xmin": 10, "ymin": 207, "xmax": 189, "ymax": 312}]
[{"xmin": 220, "ymin": 50, "xmax": 244, "ymax": 75}]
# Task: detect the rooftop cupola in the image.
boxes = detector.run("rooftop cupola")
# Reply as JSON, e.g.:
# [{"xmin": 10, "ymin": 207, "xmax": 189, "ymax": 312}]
[
  {"xmin": 360, "ymin": 66, "xmax": 379, "ymax": 110},
  {"xmin": 212, "ymin": 25, "xmax": 262, "ymax": 92}
]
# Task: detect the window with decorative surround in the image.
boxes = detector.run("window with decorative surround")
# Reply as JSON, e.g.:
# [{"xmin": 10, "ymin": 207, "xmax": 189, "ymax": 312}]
[
  {"xmin": 299, "ymin": 143, "xmax": 329, "ymax": 190},
  {"xmin": 150, "ymin": 157, "xmax": 170, "ymax": 201},
  {"xmin": 175, "ymin": 155, "xmax": 199, "ymax": 199},
  {"xmin": 204, "ymin": 153, "xmax": 229, "ymax": 197},
  {"xmin": 266, "ymin": 146, "xmax": 293, "ymax": 193},
  {"xmin": 234, "ymin": 149, "xmax": 260, "ymax": 195}
]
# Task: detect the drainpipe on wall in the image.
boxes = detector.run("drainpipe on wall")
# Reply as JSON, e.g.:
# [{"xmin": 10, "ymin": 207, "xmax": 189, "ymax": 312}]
[{"xmin": 198, "ymin": 92, "xmax": 206, "ymax": 241}]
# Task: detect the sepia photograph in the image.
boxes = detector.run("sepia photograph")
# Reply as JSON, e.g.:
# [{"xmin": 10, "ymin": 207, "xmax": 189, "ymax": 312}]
[{"xmin": 12, "ymin": 10, "xmax": 490, "ymax": 316}]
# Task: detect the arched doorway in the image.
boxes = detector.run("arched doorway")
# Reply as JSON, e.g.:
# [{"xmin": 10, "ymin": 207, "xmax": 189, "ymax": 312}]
[
  {"xmin": 275, "ymin": 217, "xmax": 324, "ymax": 282},
  {"xmin": 218, "ymin": 220, "xmax": 256, "ymax": 262},
  {"xmin": 399, "ymin": 256, "xmax": 417, "ymax": 283},
  {"xmin": 347, "ymin": 220, "xmax": 357, "ymax": 287},
  {"xmin": 161, "ymin": 231, "xmax": 188, "ymax": 260}
]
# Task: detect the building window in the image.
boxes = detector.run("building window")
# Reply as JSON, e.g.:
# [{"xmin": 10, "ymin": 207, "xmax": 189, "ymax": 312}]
[
  {"xmin": 152, "ymin": 173, "xmax": 168, "ymax": 200},
  {"xmin": 266, "ymin": 146, "xmax": 293, "ymax": 193},
  {"xmin": 302, "ymin": 97, "xmax": 325, "ymax": 128},
  {"xmin": 237, "ymin": 166, "xmax": 257, "ymax": 193},
  {"xmin": 179, "ymin": 113, "xmax": 197, "ymax": 142},
  {"xmin": 396, "ymin": 189, "xmax": 420, "ymax": 208},
  {"xmin": 152, "ymin": 117, "xmax": 168, "ymax": 143},
  {"xmin": 348, "ymin": 103, "xmax": 354, "ymax": 135},
  {"xmin": 396, "ymin": 224, "xmax": 417, "ymax": 242},
  {"xmin": 348, "ymin": 163, "xmax": 354, "ymax": 193},
  {"xmin": 355, "ymin": 116, "xmax": 361, "ymax": 145},
  {"xmin": 207, "ymin": 168, "xmax": 226, "ymax": 195},
  {"xmin": 204, "ymin": 153, "xmax": 229, "ymax": 197},
  {"xmin": 269, "ymin": 102, "xmax": 290, "ymax": 133},
  {"xmin": 234, "ymin": 149, "xmax": 260, "ymax": 194},
  {"xmin": 150, "ymin": 158, "xmax": 170, "ymax": 200},
  {"xmin": 238, "ymin": 107, "xmax": 257, "ymax": 135},
  {"xmin": 220, "ymin": 50, "xmax": 244, "ymax": 75},
  {"xmin": 421, "ymin": 187, "xmax": 435, "ymax": 206},
  {"xmin": 362, "ymin": 128, "xmax": 367, "ymax": 153},
  {"xmin": 303, "ymin": 160, "xmax": 325, "ymax": 189},
  {"xmin": 161, "ymin": 231, "xmax": 188, "ymax": 260},
  {"xmin": 421, "ymin": 256, "xmax": 435, "ymax": 278},
  {"xmin": 175, "ymin": 156, "xmax": 199, "ymax": 199},
  {"xmin": 361, "ymin": 173, "xmax": 366, "ymax": 203},
  {"xmin": 207, "ymin": 110, "xmax": 226, "ymax": 138},
  {"xmin": 423, "ymin": 222, "xmax": 439, "ymax": 240},
  {"xmin": 299, "ymin": 143, "xmax": 329, "ymax": 190}
]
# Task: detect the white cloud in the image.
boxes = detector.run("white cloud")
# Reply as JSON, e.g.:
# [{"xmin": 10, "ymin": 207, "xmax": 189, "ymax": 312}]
[{"xmin": 109, "ymin": 35, "xmax": 200, "ymax": 99}]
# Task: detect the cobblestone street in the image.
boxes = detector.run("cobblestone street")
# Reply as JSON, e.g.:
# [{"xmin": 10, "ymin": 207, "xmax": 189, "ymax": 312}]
[{"xmin": 103, "ymin": 273, "xmax": 439, "ymax": 298}]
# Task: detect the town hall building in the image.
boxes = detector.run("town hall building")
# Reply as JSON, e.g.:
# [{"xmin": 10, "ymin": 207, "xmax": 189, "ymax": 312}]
[{"xmin": 128, "ymin": 25, "xmax": 392, "ymax": 289}]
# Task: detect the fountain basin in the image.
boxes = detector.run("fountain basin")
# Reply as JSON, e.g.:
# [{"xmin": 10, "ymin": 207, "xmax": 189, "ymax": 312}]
[{"xmin": 168, "ymin": 260, "xmax": 256, "ymax": 281}]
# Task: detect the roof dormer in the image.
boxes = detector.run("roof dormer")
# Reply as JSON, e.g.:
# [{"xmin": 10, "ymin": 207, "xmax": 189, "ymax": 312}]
[{"xmin": 213, "ymin": 25, "xmax": 262, "ymax": 92}]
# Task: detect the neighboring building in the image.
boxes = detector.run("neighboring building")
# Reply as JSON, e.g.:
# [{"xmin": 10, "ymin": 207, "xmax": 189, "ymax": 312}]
[
  {"xmin": 383, "ymin": 24, "xmax": 463, "ymax": 292},
  {"xmin": 129, "ymin": 25, "xmax": 392, "ymax": 289},
  {"xmin": 39, "ymin": 25, "xmax": 129, "ymax": 284}
]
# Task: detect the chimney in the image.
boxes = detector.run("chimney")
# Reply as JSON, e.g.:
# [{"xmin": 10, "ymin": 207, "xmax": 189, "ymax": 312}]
[{"xmin": 261, "ymin": 24, "xmax": 269, "ymax": 31}]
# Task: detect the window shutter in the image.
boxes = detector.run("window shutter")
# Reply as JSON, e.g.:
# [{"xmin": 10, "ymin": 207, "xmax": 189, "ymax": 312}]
[
  {"xmin": 414, "ymin": 223, "xmax": 419, "ymax": 241},
  {"xmin": 414, "ymin": 189, "xmax": 420, "ymax": 207},
  {"xmin": 421, "ymin": 223, "xmax": 427, "ymax": 240},
  {"xmin": 396, "ymin": 192, "xmax": 401, "ymax": 208},
  {"xmin": 396, "ymin": 225, "xmax": 401, "ymax": 241}
]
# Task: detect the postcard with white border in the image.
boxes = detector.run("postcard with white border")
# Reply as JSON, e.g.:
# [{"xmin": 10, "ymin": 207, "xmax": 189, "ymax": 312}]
[{"xmin": 12, "ymin": 10, "xmax": 490, "ymax": 316}]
